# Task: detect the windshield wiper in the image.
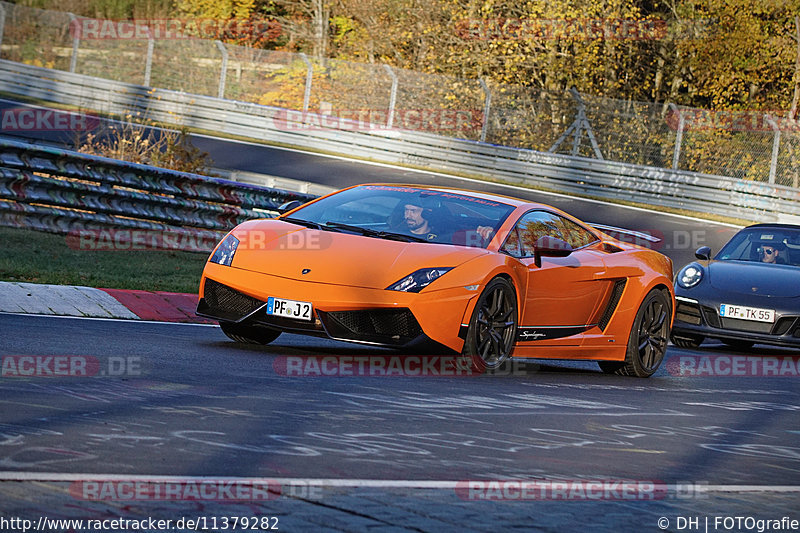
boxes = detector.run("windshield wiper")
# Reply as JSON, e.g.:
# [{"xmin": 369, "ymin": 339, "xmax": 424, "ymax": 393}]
[
  {"xmin": 324, "ymin": 222, "xmax": 428, "ymax": 243},
  {"xmin": 281, "ymin": 217, "xmax": 324, "ymax": 230},
  {"xmin": 323, "ymin": 221, "xmax": 377, "ymax": 234},
  {"xmin": 377, "ymin": 230, "xmax": 429, "ymax": 243}
]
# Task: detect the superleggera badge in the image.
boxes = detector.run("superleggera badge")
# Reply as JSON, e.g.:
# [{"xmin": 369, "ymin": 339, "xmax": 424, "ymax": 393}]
[{"xmin": 519, "ymin": 331, "xmax": 546, "ymax": 340}]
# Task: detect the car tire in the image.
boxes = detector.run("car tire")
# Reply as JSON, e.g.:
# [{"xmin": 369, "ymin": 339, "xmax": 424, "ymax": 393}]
[
  {"xmin": 671, "ymin": 334, "xmax": 704, "ymax": 349},
  {"xmin": 601, "ymin": 288, "xmax": 671, "ymax": 378},
  {"xmin": 220, "ymin": 322, "xmax": 281, "ymax": 345},
  {"xmin": 461, "ymin": 277, "xmax": 518, "ymax": 374},
  {"xmin": 721, "ymin": 339, "xmax": 754, "ymax": 351}
]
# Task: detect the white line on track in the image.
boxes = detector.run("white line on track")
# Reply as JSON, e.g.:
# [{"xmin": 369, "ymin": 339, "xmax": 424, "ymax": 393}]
[
  {"xmin": 0, "ymin": 472, "xmax": 797, "ymax": 493},
  {"xmin": 0, "ymin": 311, "xmax": 218, "ymax": 326}
]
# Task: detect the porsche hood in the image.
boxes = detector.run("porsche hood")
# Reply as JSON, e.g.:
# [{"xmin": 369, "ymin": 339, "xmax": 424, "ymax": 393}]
[
  {"xmin": 225, "ymin": 220, "xmax": 487, "ymax": 290},
  {"xmin": 707, "ymin": 260, "xmax": 800, "ymax": 298}
]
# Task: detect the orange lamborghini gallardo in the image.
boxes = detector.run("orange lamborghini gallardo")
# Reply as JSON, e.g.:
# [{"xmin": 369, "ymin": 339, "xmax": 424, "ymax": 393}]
[{"xmin": 197, "ymin": 184, "xmax": 675, "ymax": 377}]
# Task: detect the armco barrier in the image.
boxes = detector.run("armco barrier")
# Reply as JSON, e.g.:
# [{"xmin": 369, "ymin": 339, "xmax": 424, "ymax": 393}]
[
  {"xmin": 0, "ymin": 137, "xmax": 316, "ymax": 250},
  {"xmin": 0, "ymin": 59, "xmax": 798, "ymax": 223}
]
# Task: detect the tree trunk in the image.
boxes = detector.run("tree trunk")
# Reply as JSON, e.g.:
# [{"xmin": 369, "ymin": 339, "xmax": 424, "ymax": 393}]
[
  {"xmin": 652, "ymin": 43, "xmax": 667, "ymax": 102},
  {"xmin": 312, "ymin": 0, "xmax": 329, "ymax": 62},
  {"xmin": 790, "ymin": 16, "xmax": 800, "ymax": 121}
]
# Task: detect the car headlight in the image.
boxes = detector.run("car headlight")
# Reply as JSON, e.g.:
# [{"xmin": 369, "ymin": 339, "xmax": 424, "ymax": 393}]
[
  {"xmin": 209, "ymin": 234, "xmax": 239, "ymax": 266},
  {"xmin": 387, "ymin": 268, "xmax": 452, "ymax": 293},
  {"xmin": 677, "ymin": 263, "xmax": 703, "ymax": 289}
]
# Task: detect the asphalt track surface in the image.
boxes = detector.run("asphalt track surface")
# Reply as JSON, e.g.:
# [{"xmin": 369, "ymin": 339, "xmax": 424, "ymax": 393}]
[
  {"xmin": 2, "ymin": 313, "xmax": 800, "ymax": 483},
  {"xmin": 1, "ymin": 314, "xmax": 799, "ymax": 530},
  {"xmin": 2, "ymin": 98, "xmax": 799, "ymax": 530}
]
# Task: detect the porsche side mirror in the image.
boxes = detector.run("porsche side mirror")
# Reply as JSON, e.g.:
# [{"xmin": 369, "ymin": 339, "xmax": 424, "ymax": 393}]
[
  {"xmin": 695, "ymin": 246, "xmax": 711, "ymax": 261},
  {"xmin": 277, "ymin": 200, "xmax": 303, "ymax": 214},
  {"xmin": 534, "ymin": 236, "xmax": 573, "ymax": 268}
]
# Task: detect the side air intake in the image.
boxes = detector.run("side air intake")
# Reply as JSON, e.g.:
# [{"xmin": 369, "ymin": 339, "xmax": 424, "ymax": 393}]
[{"xmin": 597, "ymin": 279, "xmax": 627, "ymax": 331}]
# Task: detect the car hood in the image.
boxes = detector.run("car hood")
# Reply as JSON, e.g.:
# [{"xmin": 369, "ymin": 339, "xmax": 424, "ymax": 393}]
[
  {"xmin": 229, "ymin": 220, "xmax": 487, "ymax": 289},
  {"xmin": 708, "ymin": 260, "xmax": 800, "ymax": 297}
]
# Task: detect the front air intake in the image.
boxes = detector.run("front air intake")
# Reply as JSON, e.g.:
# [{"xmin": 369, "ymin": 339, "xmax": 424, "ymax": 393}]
[
  {"xmin": 202, "ymin": 278, "xmax": 265, "ymax": 320},
  {"xmin": 322, "ymin": 308, "xmax": 423, "ymax": 344}
]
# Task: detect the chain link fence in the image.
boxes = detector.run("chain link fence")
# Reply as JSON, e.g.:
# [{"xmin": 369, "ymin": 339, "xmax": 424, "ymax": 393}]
[
  {"xmin": 1, "ymin": 0, "xmax": 797, "ymax": 188},
  {"xmin": 485, "ymin": 82, "xmax": 578, "ymax": 155},
  {"xmin": 579, "ymin": 94, "xmax": 677, "ymax": 168}
]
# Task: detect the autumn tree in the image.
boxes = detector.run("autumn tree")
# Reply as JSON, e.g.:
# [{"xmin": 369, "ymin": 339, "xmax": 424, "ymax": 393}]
[
  {"xmin": 666, "ymin": 0, "xmax": 800, "ymax": 111},
  {"xmin": 268, "ymin": 0, "xmax": 332, "ymax": 61},
  {"xmin": 176, "ymin": 0, "xmax": 286, "ymax": 47}
]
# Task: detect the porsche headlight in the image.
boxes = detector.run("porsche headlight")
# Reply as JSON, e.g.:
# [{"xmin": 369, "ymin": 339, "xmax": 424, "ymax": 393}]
[
  {"xmin": 210, "ymin": 234, "xmax": 239, "ymax": 266},
  {"xmin": 677, "ymin": 263, "xmax": 703, "ymax": 289},
  {"xmin": 387, "ymin": 268, "xmax": 452, "ymax": 293}
]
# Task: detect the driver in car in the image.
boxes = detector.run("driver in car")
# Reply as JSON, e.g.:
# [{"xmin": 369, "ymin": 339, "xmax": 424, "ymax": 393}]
[
  {"xmin": 403, "ymin": 202, "xmax": 436, "ymax": 239},
  {"xmin": 759, "ymin": 242, "xmax": 785, "ymax": 264},
  {"xmin": 404, "ymin": 199, "xmax": 494, "ymax": 245}
]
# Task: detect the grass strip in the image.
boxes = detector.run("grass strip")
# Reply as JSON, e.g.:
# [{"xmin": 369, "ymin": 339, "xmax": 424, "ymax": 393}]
[{"xmin": 0, "ymin": 226, "xmax": 208, "ymax": 293}]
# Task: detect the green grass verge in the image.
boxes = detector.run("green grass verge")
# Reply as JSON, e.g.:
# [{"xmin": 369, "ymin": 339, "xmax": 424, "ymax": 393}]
[{"xmin": 0, "ymin": 226, "xmax": 208, "ymax": 293}]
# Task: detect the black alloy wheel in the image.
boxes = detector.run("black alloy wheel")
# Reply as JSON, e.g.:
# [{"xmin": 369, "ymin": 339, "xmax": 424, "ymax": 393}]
[
  {"xmin": 600, "ymin": 288, "xmax": 671, "ymax": 378},
  {"xmin": 462, "ymin": 277, "xmax": 518, "ymax": 373}
]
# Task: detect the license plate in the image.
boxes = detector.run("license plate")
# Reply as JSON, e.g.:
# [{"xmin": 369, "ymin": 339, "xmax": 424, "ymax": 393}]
[
  {"xmin": 266, "ymin": 297, "xmax": 313, "ymax": 321},
  {"xmin": 719, "ymin": 304, "xmax": 775, "ymax": 323}
]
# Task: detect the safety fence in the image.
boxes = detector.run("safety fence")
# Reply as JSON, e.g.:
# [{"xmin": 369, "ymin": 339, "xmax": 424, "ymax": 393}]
[
  {"xmin": 0, "ymin": 137, "xmax": 316, "ymax": 251},
  {"xmin": 1, "ymin": 0, "xmax": 798, "ymax": 187},
  {"xmin": 0, "ymin": 59, "xmax": 797, "ymax": 224}
]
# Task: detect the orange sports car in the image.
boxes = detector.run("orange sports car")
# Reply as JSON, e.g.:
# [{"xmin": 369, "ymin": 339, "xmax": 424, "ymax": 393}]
[{"xmin": 197, "ymin": 184, "xmax": 675, "ymax": 377}]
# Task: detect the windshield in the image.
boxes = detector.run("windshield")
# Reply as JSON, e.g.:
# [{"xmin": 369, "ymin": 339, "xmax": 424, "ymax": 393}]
[
  {"xmin": 283, "ymin": 185, "xmax": 516, "ymax": 248},
  {"xmin": 716, "ymin": 226, "xmax": 800, "ymax": 266}
]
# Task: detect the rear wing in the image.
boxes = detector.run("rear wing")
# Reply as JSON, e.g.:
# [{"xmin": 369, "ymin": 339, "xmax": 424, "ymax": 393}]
[{"xmin": 589, "ymin": 223, "xmax": 662, "ymax": 244}]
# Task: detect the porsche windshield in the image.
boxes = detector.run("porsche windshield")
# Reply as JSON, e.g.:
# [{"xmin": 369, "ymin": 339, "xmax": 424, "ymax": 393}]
[
  {"xmin": 283, "ymin": 185, "xmax": 516, "ymax": 248},
  {"xmin": 716, "ymin": 226, "xmax": 800, "ymax": 267}
]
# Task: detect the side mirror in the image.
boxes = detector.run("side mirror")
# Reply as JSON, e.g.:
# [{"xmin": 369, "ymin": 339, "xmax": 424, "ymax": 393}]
[
  {"xmin": 277, "ymin": 200, "xmax": 303, "ymax": 214},
  {"xmin": 695, "ymin": 246, "xmax": 711, "ymax": 261},
  {"xmin": 534, "ymin": 236, "xmax": 573, "ymax": 268}
]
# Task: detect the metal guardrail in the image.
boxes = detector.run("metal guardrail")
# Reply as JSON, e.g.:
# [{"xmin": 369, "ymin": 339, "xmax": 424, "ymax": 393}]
[
  {"xmin": 0, "ymin": 136, "xmax": 316, "ymax": 250},
  {"xmin": 0, "ymin": 59, "xmax": 798, "ymax": 224}
]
